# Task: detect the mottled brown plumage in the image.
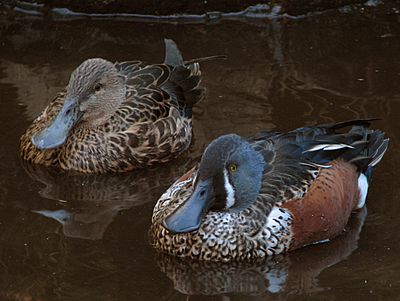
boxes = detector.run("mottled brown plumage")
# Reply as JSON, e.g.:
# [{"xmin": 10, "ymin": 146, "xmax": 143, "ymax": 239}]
[
  {"xmin": 150, "ymin": 119, "xmax": 388, "ymax": 262},
  {"xmin": 20, "ymin": 39, "xmax": 205, "ymax": 173}
]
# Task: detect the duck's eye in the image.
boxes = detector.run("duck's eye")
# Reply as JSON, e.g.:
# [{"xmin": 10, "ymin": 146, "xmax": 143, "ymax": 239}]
[
  {"xmin": 94, "ymin": 83, "xmax": 102, "ymax": 92},
  {"xmin": 228, "ymin": 163, "xmax": 237, "ymax": 173}
]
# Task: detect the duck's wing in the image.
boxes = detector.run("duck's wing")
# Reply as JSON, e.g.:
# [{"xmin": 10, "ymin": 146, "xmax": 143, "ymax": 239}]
[
  {"xmin": 113, "ymin": 62, "xmax": 203, "ymax": 125},
  {"xmin": 115, "ymin": 39, "xmax": 204, "ymax": 125},
  {"xmin": 252, "ymin": 119, "xmax": 388, "ymax": 205},
  {"xmin": 109, "ymin": 62, "xmax": 202, "ymax": 166},
  {"xmin": 120, "ymin": 63, "xmax": 203, "ymax": 119},
  {"xmin": 122, "ymin": 106, "xmax": 194, "ymax": 165}
]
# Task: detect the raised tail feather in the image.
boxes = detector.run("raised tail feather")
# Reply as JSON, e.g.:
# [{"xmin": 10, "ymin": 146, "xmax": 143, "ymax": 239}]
[
  {"xmin": 164, "ymin": 38, "xmax": 226, "ymax": 66},
  {"xmin": 164, "ymin": 39, "xmax": 184, "ymax": 67},
  {"xmin": 162, "ymin": 39, "xmax": 222, "ymax": 118}
]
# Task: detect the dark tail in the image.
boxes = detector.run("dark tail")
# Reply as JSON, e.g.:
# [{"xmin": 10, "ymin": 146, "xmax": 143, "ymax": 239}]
[
  {"xmin": 327, "ymin": 120, "xmax": 389, "ymax": 178},
  {"xmin": 162, "ymin": 39, "xmax": 207, "ymax": 118},
  {"xmin": 299, "ymin": 119, "xmax": 389, "ymax": 178},
  {"xmin": 349, "ymin": 128, "xmax": 389, "ymax": 181}
]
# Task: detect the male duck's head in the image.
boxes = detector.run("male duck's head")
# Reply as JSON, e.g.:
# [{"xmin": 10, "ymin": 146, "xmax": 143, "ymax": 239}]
[
  {"xmin": 163, "ymin": 134, "xmax": 265, "ymax": 234},
  {"xmin": 32, "ymin": 58, "xmax": 126, "ymax": 150}
]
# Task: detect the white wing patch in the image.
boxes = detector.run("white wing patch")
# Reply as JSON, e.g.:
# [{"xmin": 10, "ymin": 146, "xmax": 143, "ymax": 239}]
[
  {"xmin": 223, "ymin": 169, "xmax": 235, "ymax": 209},
  {"xmin": 304, "ymin": 143, "xmax": 354, "ymax": 152},
  {"xmin": 357, "ymin": 173, "xmax": 369, "ymax": 209}
]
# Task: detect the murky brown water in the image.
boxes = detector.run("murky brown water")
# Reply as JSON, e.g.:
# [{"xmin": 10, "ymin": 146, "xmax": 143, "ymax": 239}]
[{"xmin": 1, "ymin": 2, "xmax": 400, "ymax": 300}]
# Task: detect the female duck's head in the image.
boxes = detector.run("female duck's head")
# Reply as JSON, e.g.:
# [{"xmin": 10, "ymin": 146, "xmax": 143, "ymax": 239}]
[
  {"xmin": 163, "ymin": 134, "xmax": 265, "ymax": 234},
  {"xmin": 32, "ymin": 58, "xmax": 126, "ymax": 150}
]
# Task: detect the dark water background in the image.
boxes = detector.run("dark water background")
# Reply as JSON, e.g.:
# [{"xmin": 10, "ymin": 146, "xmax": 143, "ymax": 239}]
[{"xmin": 1, "ymin": 2, "xmax": 400, "ymax": 300}]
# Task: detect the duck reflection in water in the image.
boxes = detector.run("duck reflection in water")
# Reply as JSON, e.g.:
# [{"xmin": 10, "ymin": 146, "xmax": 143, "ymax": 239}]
[
  {"xmin": 156, "ymin": 207, "xmax": 367, "ymax": 299},
  {"xmin": 23, "ymin": 158, "xmax": 194, "ymax": 240}
]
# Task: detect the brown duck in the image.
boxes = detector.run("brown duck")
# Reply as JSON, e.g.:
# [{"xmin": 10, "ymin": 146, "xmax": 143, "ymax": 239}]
[{"xmin": 20, "ymin": 39, "xmax": 206, "ymax": 173}]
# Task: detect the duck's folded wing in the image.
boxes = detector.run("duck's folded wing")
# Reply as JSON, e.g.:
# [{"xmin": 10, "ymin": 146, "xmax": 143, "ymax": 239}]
[
  {"xmin": 119, "ymin": 107, "xmax": 192, "ymax": 165},
  {"xmin": 252, "ymin": 119, "xmax": 388, "ymax": 205},
  {"xmin": 116, "ymin": 61, "xmax": 204, "ymax": 123}
]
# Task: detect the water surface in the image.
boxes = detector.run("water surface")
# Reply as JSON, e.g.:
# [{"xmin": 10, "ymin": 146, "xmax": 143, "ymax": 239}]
[{"xmin": 0, "ymin": 3, "xmax": 400, "ymax": 300}]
